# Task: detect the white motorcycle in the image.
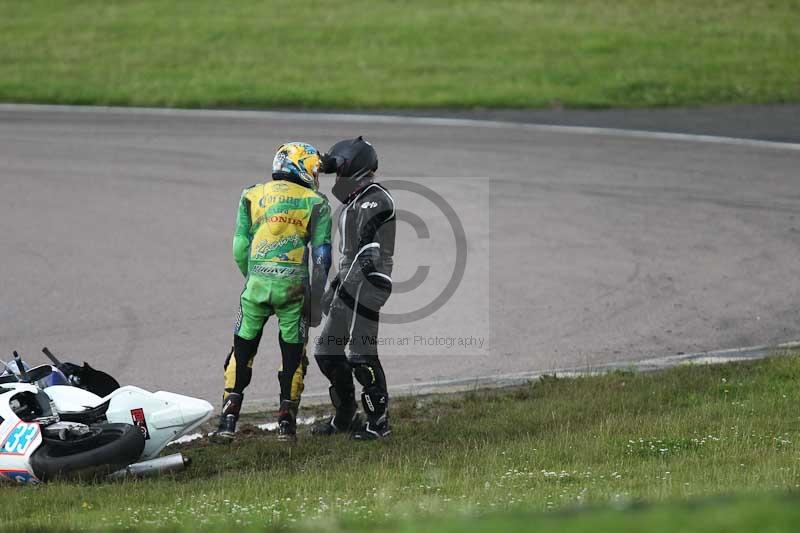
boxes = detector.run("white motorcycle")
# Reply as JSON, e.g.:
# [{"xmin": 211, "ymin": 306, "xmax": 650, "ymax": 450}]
[{"xmin": 0, "ymin": 348, "xmax": 213, "ymax": 483}]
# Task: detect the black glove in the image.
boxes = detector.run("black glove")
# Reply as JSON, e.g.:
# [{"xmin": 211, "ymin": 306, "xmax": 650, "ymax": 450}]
[{"xmin": 320, "ymin": 277, "xmax": 340, "ymax": 316}]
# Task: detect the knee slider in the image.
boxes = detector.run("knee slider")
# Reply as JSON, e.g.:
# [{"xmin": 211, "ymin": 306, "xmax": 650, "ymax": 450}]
[
  {"xmin": 353, "ymin": 364, "xmax": 377, "ymax": 388},
  {"xmin": 351, "ymin": 355, "xmax": 385, "ymax": 391}
]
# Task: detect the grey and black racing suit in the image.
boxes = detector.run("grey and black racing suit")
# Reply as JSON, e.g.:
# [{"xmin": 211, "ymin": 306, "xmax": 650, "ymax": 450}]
[{"xmin": 315, "ymin": 181, "xmax": 395, "ymax": 427}]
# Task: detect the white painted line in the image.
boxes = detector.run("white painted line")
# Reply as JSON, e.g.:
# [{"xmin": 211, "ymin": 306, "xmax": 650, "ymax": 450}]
[{"xmin": 1, "ymin": 103, "xmax": 799, "ymax": 152}]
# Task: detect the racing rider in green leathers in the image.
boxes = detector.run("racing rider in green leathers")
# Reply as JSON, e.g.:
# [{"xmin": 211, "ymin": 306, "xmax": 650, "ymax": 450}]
[{"xmin": 213, "ymin": 142, "xmax": 332, "ymax": 442}]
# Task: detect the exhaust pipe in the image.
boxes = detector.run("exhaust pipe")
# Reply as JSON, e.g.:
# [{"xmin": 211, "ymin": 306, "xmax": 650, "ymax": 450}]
[{"xmin": 109, "ymin": 453, "xmax": 191, "ymax": 479}]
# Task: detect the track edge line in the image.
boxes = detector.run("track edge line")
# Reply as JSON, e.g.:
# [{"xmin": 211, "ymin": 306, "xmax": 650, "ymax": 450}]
[{"xmin": 2, "ymin": 103, "xmax": 799, "ymax": 152}]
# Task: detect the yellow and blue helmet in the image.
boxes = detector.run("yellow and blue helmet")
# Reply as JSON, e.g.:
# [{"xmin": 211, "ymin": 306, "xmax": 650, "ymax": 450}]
[{"xmin": 272, "ymin": 142, "xmax": 321, "ymax": 191}]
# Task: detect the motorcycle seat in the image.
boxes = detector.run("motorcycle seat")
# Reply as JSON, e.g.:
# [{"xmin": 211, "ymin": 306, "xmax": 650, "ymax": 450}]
[{"xmin": 57, "ymin": 399, "xmax": 111, "ymax": 424}]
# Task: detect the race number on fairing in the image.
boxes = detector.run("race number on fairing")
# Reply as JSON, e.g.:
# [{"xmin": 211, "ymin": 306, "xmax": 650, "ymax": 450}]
[{"xmin": 2, "ymin": 423, "xmax": 39, "ymax": 454}]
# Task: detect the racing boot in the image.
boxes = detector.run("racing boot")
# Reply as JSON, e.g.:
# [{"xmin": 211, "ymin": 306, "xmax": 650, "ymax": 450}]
[
  {"xmin": 311, "ymin": 386, "xmax": 362, "ymax": 436},
  {"xmin": 312, "ymin": 412, "xmax": 363, "ymax": 436},
  {"xmin": 211, "ymin": 392, "xmax": 242, "ymax": 444},
  {"xmin": 352, "ymin": 390, "xmax": 391, "ymax": 440},
  {"xmin": 276, "ymin": 399, "xmax": 299, "ymax": 442}
]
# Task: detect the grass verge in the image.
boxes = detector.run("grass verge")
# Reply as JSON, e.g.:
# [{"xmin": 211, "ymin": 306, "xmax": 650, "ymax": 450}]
[
  {"xmin": 1, "ymin": 1, "xmax": 799, "ymax": 109},
  {"xmin": 1, "ymin": 350, "xmax": 800, "ymax": 530}
]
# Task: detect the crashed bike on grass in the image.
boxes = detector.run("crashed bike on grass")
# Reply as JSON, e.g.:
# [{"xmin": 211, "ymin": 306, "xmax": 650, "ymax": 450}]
[{"xmin": 0, "ymin": 348, "xmax": 213, "ymax": 483}]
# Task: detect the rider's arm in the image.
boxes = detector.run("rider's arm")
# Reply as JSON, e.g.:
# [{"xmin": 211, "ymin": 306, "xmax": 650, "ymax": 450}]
[
  {"xmin": 309, "ymin": 198, "xmax": 333, "ymax": 301},
  {"xmin": 311, "ymin": 244, "xmax": 332, "ymax": 295},
  {"xmin": 233, "ymin": 192, "xmax": 252, "ymax": 277},
  {"xmin": 342, "ymin": 189, "xmax": 393, "ymax": 286}
]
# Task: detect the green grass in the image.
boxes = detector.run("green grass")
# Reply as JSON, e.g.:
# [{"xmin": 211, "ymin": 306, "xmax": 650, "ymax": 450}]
[
  {"xmin": 2, "ymin": 351, "xmax": 800, "ymax": 531},
  {"xmin": 332, "ymin": 496, "xmax": 800, "ymax": 533},
  {"xmin": 1, "ymin": 0, "xmax": 799, "ymax": 109}
]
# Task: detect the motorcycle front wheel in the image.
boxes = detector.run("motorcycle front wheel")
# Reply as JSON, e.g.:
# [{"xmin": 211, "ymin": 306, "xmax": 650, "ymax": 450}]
[{"xmin": 30, "ymin": 423, "xmax": 145, "ymax": 481}]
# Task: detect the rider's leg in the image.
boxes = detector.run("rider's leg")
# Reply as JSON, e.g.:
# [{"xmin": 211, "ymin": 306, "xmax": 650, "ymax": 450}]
[
  {"xmin": 312, "ymin": 299, "xmax": 360, "ymax": 435},
  {"xmin": 214, "ymin": 279, "xmax": 269, "ymax": 442},
  {"xmin": 349, "ymin": 279, "xmax": 392, "ymax": 440},
  {"xmin": 275, "ymin": 296, "xmax": 307, "ymax": 441},
  {"xmin": 349, "ymin": 355, "xmax": 390, "ymax": 439}
]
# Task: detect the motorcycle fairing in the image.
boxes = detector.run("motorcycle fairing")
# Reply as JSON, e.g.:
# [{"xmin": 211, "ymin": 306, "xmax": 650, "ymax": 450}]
[
  {"xmin": 0, "ymin": 386, "xmax": 43, "ymax": 484},
  {"xmin": 46, "ymin": 385, "xmax": 213, "ymax": 460}
]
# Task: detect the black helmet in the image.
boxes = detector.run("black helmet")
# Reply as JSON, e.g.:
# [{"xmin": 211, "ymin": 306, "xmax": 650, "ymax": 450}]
[{"xmin": 325, "ymin": 136, "xmax": 378, "ymax": 202}]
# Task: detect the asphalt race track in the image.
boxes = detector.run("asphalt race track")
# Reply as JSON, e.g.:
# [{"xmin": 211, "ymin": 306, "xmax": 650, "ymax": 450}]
[{"xmin": 1, "ymin": 105, "xmax": 799, "ymax": 411}]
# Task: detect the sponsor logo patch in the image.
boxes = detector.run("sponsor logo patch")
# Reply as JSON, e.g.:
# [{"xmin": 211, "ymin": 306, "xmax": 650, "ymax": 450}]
[
  {"xmin": 130, "ymin": 408, "xmax": 151, "ymax": 440},
  {"xmin": 254, "ymin": 235, "xmax": 303, "ymax": 258},
  {"xmin": 250, "ymin": 264, "xmax": 301, "ymax": 277},
  {"xmin": 267, "ymin": 215, "xmax": 303, "ymax": 226}
]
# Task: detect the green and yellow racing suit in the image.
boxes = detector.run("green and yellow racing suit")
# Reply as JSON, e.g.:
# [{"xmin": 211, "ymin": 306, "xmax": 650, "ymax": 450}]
[
  {"xmin": 224, "ymin": 179, "xmax": 332, "ymax": 403},
  {"xmin": 233, "ymin": 180, "xmax": 331, "ymax": 342}
]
